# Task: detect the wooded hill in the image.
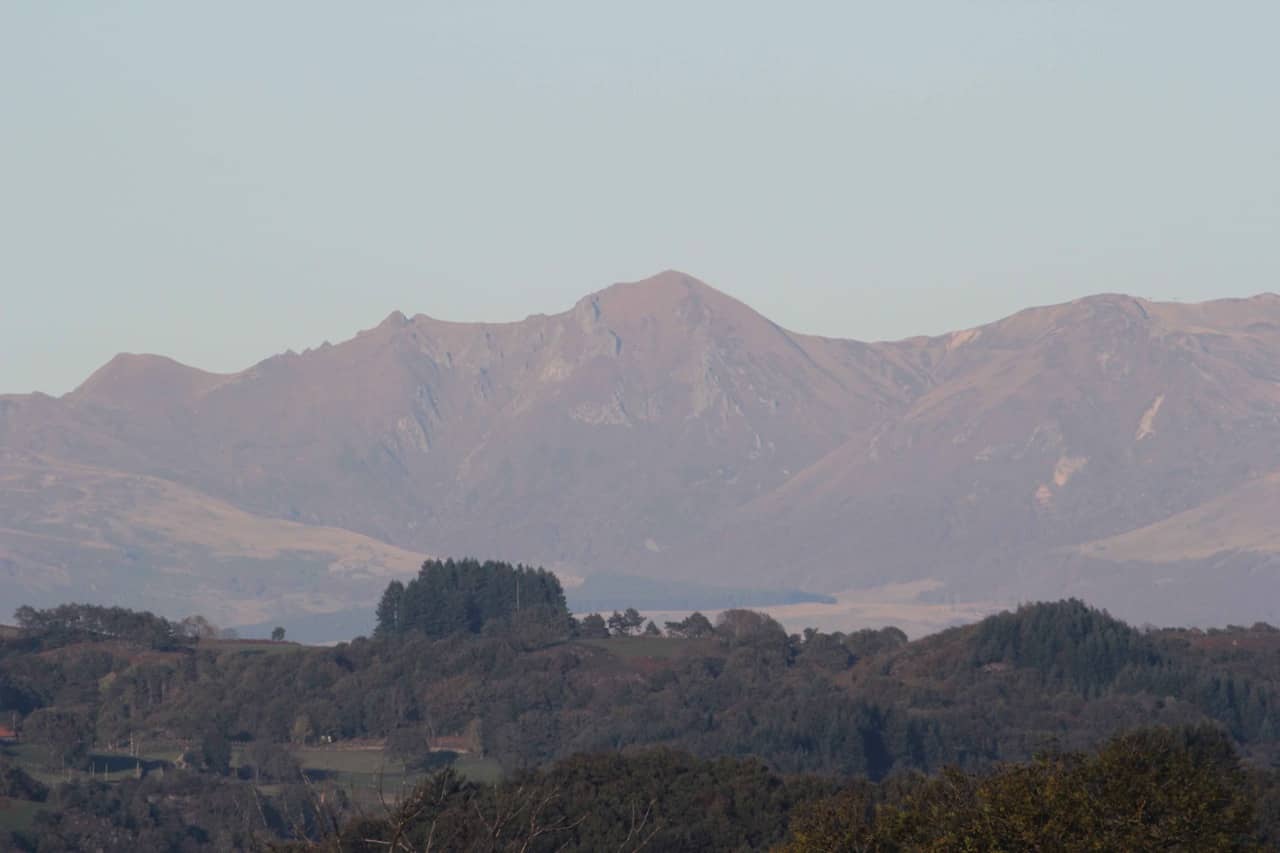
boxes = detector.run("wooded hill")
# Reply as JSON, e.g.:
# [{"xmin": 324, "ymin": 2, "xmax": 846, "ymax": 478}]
[{"xmin": 8, "ymin": 568, "xmax": 1280, "ymax": 847}]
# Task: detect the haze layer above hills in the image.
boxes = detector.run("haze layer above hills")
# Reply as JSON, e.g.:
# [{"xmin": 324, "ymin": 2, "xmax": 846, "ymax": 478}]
[{"xmin": 4, "ymin": 271, "xmax": 1280, "ymax": 633}]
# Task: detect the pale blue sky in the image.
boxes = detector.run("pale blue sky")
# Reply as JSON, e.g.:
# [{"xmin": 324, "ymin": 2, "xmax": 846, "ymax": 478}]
[{"xmin": 3, "ymin": 2, "xmax": 1278, "ymax": 394}]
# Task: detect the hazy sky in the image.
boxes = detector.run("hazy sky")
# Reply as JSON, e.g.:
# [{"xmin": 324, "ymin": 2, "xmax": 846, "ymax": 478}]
[{"xmin": 3, "ymin": 3, "xmax": 1278, "ymax": 395}]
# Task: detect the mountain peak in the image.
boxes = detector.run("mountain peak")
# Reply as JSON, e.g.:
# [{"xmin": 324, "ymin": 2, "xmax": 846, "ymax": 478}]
[
  {"xmin": 70, "ymin": 353, "xmax": 227, "ymax": 406},
  {"xmin": 360, "ymin": 310, "xmax": 411, "ymax": 335},
  {"xmin": 579, "ymin": 270, "xmax": 762, "ymax": 329},
  {"xmin": 589, "ymin": 269, "xmax": 711, "ymax": 302},
  {"xmin": 380, "ymin": 310, "xmax": 410, "ymax": 328},
  {"xmin": 10, "ymin": 273, "xmax": 1280, "ymax": 632}
]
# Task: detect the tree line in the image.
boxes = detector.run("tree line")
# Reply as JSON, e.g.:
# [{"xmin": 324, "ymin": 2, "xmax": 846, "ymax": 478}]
[
  {"xmin": 7, "ymin": 726, "xmax": 1276, "ymax": 851},
  {"xmin": 11, "ymin": 566, "xmax": 1280, "ymax": 849},
  {"xmin": 271, "ymin": 727, "xmax": 1280, "ymax": 851}
]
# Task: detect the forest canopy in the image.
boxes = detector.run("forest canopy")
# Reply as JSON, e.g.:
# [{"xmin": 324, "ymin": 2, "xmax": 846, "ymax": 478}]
[
  {"xmin": 375, "ymin": 558, "xmax": 569, "ymax": 639},
  {"xmin": 9, "ymin": 578, "xmax": 1280, "ymax": 849}
]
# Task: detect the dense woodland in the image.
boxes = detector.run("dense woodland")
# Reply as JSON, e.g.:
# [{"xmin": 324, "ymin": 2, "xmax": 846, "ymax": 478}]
[
  {"xmin": 292, "ymin": 727, "xmax": 1277, "ymax": 852},
  {"xmin": 6, "ymin": 560, "xmax": 1280, "ymax": 849},
  {"xmin": 374, "ymin": 559, "xmax": 569, "ymax": 640}
]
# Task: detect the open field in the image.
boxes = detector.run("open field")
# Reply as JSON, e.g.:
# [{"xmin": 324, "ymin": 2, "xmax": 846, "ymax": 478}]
[
  {"xmin": 294, "ymin": 744, "xmax": 503, "ymax": 793},
  {"xmin": 0, "ymin": 797, "xmax": 42, "ymax": 836},
  {"xmin": 295, "ymin": 744, "xmax": 414, "ymax": 804},
  {"xmin": 575, "ymin": 636, "xmax": 702, "ymax": 660},
  {"xmin": 273, "ymin": 745, "xmax": 505, "ymax": 810},
  {"xmin": 4, "ymin": 738, "xmax": 503, "ymax": 817},
  {"xmin": 8, "ymin": 743, "xmax": 159, "ymax": 787},
  {"xmin": 453, "ymin": 754, "xmax": 504, "ymax": 784},
  {"xmin": 202, "ymin": 639, "xmax": 311, "ymax": 657}
]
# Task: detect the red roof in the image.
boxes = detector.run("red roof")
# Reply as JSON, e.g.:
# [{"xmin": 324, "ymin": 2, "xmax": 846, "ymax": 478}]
[{"xmin": 0, "ymin": 726, "xmax": 16, "ymax": 739}]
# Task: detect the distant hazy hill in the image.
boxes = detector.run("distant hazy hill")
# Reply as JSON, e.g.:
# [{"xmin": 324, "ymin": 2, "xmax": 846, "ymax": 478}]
[{"xmin": 4, "ymin": 271, "xmax": 1280, "ymax": 630}]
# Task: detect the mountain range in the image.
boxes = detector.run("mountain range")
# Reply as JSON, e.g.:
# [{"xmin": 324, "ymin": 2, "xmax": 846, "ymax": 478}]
[{"xmin": 4, "ymin": 271, "xmax": 1280, "ymax": 636}]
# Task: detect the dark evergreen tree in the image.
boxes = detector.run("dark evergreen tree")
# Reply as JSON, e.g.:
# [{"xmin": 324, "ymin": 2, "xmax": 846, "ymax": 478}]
[
  {"xmin": 374, "ymin": 579, "xmax": 406, "ymax": 637},
  {"xmin": 607, "ymin": 610, "xmax": 627, "ymax": 636},
  {"xmin": 665, "ymin": 611, "xmax": 714, "ymax": 639},
  {"xmin": 579, "ymin": 613, "xmax": 609, "ymax": 638},
  {"xmin": 970, "ymin": 599, "xmax": 1160, "ymax": 695},
  {"xmin": 380, "ymin": 559, "xmax": 568, "ymax": 639}
]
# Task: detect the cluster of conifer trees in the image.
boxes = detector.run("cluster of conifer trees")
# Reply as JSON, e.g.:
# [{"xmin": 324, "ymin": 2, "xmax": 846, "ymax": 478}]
[{"xmin": 374, "ymin": 559, "xmax": 568, "ymax": 638}]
